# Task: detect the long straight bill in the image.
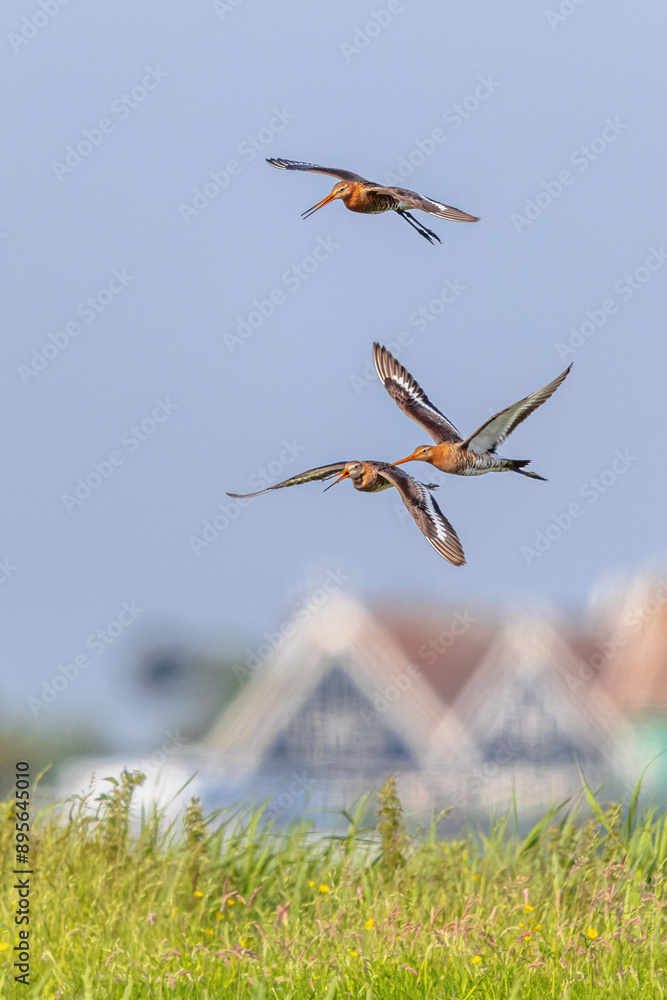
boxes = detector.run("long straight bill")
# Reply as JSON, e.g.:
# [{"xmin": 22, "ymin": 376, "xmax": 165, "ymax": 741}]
[
  {"xmin": 301, "ymin": 192, "xmax": 337, "ymax": 218},
  {"xmin": 323, "ymin": 469, "xmax": 350, "ymax": 492}
]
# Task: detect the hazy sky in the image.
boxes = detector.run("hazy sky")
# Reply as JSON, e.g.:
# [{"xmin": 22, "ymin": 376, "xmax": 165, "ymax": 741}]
[{"xmin": 3, "ymin": 1, "xmax": 666, "ymax": 732}]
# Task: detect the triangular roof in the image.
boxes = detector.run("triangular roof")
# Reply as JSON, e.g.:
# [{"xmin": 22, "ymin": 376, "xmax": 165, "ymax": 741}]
[
  {"xmin": 206, "ymin": 594, "xmax": 470, "ymax": 775},
  {"xmin": 453, "ymin": 610, "xmax": 620, "ymax": 766}
]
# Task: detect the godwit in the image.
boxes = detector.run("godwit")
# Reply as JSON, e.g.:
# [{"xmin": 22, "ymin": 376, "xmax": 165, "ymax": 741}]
[
  {"xmin": 227, "ymin": 460, "xmax": 465, "ymax": 565},
  {"xmin": 266, "ymin": 158, "xmax": 479, "ymax": 245},
  {"xmin": 373, "ymin": 343, "xmax": 572, "ymax": 480}
]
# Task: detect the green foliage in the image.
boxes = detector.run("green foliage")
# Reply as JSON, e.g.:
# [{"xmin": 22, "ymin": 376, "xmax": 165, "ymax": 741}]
[
  {"xmin": 0, "ymin": 771, "xmax": 665, "ymax": 998},
  {"xmin": 376, "ymin": 775, "xmax": 409, "ymax": 876}
]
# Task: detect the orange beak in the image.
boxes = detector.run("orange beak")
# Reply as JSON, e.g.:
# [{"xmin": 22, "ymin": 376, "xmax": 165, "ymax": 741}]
[
  {"xmin": 391, "ymin": 454, "xmax": 415, "ymax": 466},
  {"xmin": 323, "ymin": 468, "xmax": 350, "ymax": 492},
  {"xmin": 302, "ymin": 191, "xmax": 337, "ymax": 219}
]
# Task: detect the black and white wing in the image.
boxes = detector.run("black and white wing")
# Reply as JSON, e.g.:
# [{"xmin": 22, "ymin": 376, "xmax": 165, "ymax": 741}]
[
  {"xmin": 376, "ymin": 185, "xmax": 479, "ymax": 222},
  {"xmin": 462, "ymin": 365, "xmax": 572, "ymax": 453},
  {"xmin": 373, "ymin": 343, "xmax": 462, "ymax": 445},
  {"xmin": 227, "ymin": 463, "xmax": 348, "ymax": 499},
  {"xmin": 380, "ymin": 465, "xmax": 465, "ymax": 566},
  {"xmin": 266, "ymin": 159, "xmax": 368, "ymax": 183}
]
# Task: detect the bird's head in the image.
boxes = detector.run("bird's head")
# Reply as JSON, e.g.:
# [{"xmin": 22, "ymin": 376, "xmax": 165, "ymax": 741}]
[
  {"xmin": 302, "ymin": 181, "xmax": 351, "ymax": 219},
  {"xmin": 323, "ymin": 461, "xmax": 364, "ymax": 492},
  {"xmin": 392, "ymin": 445, "xmax": 435, "ymax": 466}
]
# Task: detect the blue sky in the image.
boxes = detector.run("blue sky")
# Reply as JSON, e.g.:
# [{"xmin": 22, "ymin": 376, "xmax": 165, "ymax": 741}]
[{"xmin": 2, "ymin": 0, "xmax": 666, "ymax": 734}]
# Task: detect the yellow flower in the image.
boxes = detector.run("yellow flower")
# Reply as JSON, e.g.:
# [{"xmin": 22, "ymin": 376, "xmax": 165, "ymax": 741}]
[
  {"xmin": 532, "ymin": 924, "xmax": 542, "ymax": 932},
  {"xmin": 365, "ymin": 918, "xmax": 374, "ymax": 930},
  {"xmin": 518, "ymin": 922, "xmax": 524, "ymax": 928},
  {"xmin": 523, "ymin": 904, "xmax": 534, "ymax": 912},
  {"xmin": 205, "ymin": 928, "xmax": 213, "ymax": 935},
  {"xmin": 215, "ymin": 911, "xmax": 224, "ymax": 920},
  {"xmin": 172, "ymin": 907, "xmax": 178, "ymax": 916},
  {"xmin": 194, "ymin": 890, "xmax": 204, "ymax": 898},
  {"xmin": 308, "ymin": 880, "xmax": 315, "ymax": 887},
  {"xmin": 318, "ymin": 884, "xmax": 330, "ymax": 894},
  {"xmin": 471, "ymin": 954, "xmax": 482, "ymax": 964},
  {"xmin": 227, "ymin": 899, "xmax": 235, "ymax": 906},
  {"xmin": 524, "ymin": 934, "xmax": 532, "ymax": 941},
  {"xmin": 0, "ymin": 943, "xmax": 9, "ymax": 951},
  {"xmin": 348, "ymin": 949, "xmax": 359, "ymax": 958},
  {"xmin": 472, "ymin": 873, "xmax": 480, "ymax": 881},
  {"xmin": 586, "ymin": 927, "xmax": 599, "ymax": 939}
]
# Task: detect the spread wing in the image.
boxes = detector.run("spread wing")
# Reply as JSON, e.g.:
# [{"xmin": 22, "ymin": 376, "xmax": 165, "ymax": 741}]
[
  {"xmin": 462, "ymin": 365, "xmax": 572, "ymax": 453},
  {"xmin": 373, "ymin": 343, "xmax": 462, "ymax": 444},
  {"xmin": 380, "ymin": 465, "xmax": 465, "ymax": 566},
  {"xmin": 374, "ymin": 185, "xmax": 479, "ymax": 222},
  {"xmin": 227, "ymin": 463, "xmax": 348, "ymax": 499},
  {"xmin": 266, "ymin": 159, "xmax": 368, "ymax": 183}
]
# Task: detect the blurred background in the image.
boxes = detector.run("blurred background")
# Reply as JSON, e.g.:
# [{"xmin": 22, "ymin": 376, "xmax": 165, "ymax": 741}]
[{"xmin": 2, "ymin": 0, "xmax": 666, "ymax": 822}]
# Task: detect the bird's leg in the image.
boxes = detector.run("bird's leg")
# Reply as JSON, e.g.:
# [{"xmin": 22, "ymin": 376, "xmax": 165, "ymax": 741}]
[{"xmin": 399, "ymin": 210, "xmax": 441, "ymax": 244}]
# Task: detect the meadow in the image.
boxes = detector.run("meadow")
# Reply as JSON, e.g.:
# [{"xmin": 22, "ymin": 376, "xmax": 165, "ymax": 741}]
[{"xmin": 1, "ymin": 772, "xmax": 665, "ymax": 999}]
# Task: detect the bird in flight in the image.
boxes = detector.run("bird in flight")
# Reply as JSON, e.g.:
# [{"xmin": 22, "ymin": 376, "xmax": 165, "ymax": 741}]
[
  {"xmin": 267, "ymin": 158, "xmax": 479, "ymax": 245},
  {"xmin": 373, "ymin": 343, "xmax": 572, "ymax": 479},
  {"xmin": 228, "ymin": 460, "xmax": 465, "ymax": 565}
]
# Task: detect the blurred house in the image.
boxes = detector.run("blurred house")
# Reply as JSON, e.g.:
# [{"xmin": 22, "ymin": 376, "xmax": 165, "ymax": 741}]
[
  {"xmin": 51, "ymin": 574, "xmax": 667, "ymax": 824},
  {"xmin": 205, "ymin": 588, "xmax": 644, "ymax": 821}
]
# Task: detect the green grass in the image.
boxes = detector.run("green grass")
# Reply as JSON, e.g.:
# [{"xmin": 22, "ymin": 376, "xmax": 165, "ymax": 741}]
[{"xmin": 1, "ymin": 771, "xmax": 665, "ymax": 998}]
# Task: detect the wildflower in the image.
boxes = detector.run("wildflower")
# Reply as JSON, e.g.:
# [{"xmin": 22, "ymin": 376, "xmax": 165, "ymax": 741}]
[
  {"xmin": 471, "ymin": 955, "xmax": 482, "ymax": 964},
  {"xmin": 146, "ymin": 912, "xmax": 157, "ymax": 924},
  {"xmin": 524, "ymin": 934, "xmax": 532, "ymax": 941},
  {"xmin": 0, "ymin": 943, "xmax": 9, "ymax": 951},
  {"xmin": 227, "ymin": 899, "xmax": 235, "ymax": 906},
  {"xmin": 518, "ymin": 922, "xmax": 524, "ymax": 928},
  {"xmin": 349, "ymin": 949, "xmax": 359, "ymax": 958},
  {"xmin": 308, "ymin": 880, "xmax": 315, "ymax": 888},
  {"xmin": 523, "ymin": 904, "xmax": 534, "ymax": 912},
  {"xmin": 319, "ymin": 884, "xmax": 330, "ymax": 894},
  {"xmin": 532, "ymin": 924, "xmax": 542, "ymax": 932},
  {"xmin": 586, "ymin": 927, "xmax": 599, "ymax": 940},
  {"xmin": 194, "ymin": 890, "xmax": 204, "ymax": 898},
  {"xmin": 215, "ymin": 912, "xmax": 224, "ymax": 920},
  {"xmin": 365, "ymin": 918, "xmax": 374, "ymax": 930},
  {"xmin": 172, "ymin": 907, "xmax": 178, "ymax": 916},
  {"xmin": 205, "ymin": 929, "xmax": 213, "ymax": 935},
  {"xmin": 472, "ymin": 874, "xmax": 480, "ymax": 881}
]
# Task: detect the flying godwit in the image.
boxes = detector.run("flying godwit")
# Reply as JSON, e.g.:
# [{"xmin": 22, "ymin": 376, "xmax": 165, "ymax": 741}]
[
  {"xmin": 373, "ymin": 343, "xmax": 572, "ymax": 480},
  {"xmin": 266, "ymin": 158, "xmax": 479, "ymax": 245},
  {"xmin": 227, "ymin": 460, "xmax": 465, "ymax": 565}
]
